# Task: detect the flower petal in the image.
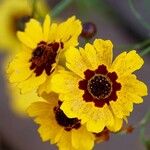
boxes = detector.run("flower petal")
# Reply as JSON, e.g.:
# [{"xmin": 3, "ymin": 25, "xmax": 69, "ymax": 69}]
[
  {"xmin": 111, "ymin": 50, "xmax": 144, "ymax": 76},
  {"xmin": 17, "ymin": 18, "xmax": 44, "ymax": 48},
  {"xmin": 56, "ymin": 16, "xmax": 82, "ymax": 48},
  {"xmin": 51, "ymin": 69, "xmax": 80, "ymax": 94},
  {"xmin": 80, "ymin": 43, "xmax": 99, "ymax": 70},
  {"xmin": 120, "ymin": 74, "xmax": 147, "ymax": 97},
  {"xmin": 65, "ymin": 47, "xmax": 89, "ymax": 78},
  {"xmin": 18, "ymin": 72, "xmax": 46, "ymax": 93},
  {"xmin": 43, "ymin": 14, "xmax": 51, "ymax": 41},
  {"xmin": 93, "ymin": 39, "xmax": 113, "ymax": 67},
  {"xmin": 8, "ymin": 51, "xmax": 32, "ymax": 83},
  {"xmin": 27, "ymin": 102, "xmax": 51, "ymax": 117},
  {"xmin": 107, "ymin": 117, "xmax": 123, "ymax": 132},
  {"xmin": 71, "ymin": 126, "xmax": 94, "ymax": 150},
  {"xmin": 10, "ymin": 86, "xmax": 43, "ymax": 116},
  {"xmin": 17, "ymin": 31, "xmax": 37, "ymax": 49},
  {"xmin": 57, "ymin": 131, "xmax": 73, "ymax": 150}
]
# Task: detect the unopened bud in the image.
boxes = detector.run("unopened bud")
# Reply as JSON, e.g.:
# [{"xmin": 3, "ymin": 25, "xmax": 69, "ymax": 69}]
[{"xmin": 81, "ymin": 22, "xmax": 97, "ymax": 39}]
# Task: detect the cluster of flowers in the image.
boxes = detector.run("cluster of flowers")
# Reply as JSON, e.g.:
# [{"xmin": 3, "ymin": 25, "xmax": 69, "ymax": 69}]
[{"xmin": 4, "ymin": 1, "xmax": 147, "ymax": 149}]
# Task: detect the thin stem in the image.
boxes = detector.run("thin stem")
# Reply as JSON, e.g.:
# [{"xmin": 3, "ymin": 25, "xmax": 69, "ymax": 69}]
[
  {"xmin": 117, "ymin": 39, "xmax": 150, "ymax": 51},
  {"xmin": 31, "ymin": 0, "xmax": 37, "ymax": 18},
  {"xmin": 140, "ymin": 46, "xmax": 150, "ymax": 56},
  {"xmin": 128, "ymin": 0, "xmax": 150, "ymax": 30},
  {"xmin": 140, "ymin": 111, "xmax": 150, "ymax": 128},
  {"xmin": 139, "ymin": 111, "xmax": 150, "ymax": 146},
  {"xmin": 133, "ymin": 39, "xmax": 150, "ymax": 49},
  {"xmin": 51, "ymin": 0, "xmax": 74, "ymax": 18}
]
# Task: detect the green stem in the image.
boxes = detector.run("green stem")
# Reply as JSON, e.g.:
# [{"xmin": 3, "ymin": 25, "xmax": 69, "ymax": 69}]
[
  {"xmin": 31, "ymin": 0, "xmax": 37, "ymax": 18},
  {"xmin": 51, "ymin": 0, "xmax": 74, "ymax": 18},
  {"xmin": 117, "ymin": 39, "xmax": 150, "ymax": 51},
  {"xmin": 140, "ymin": 111, "xmax": 150, "ymax": 128},
  {"xmin": 128, "ymin": 0, "xmax": 150, "ymax": 30},
  {"xmin": 133, "ymin": 39, "xmax": 150, "ymax": 49},
  {"xmin": 139, "ymin": 111, "xmax": 150, "ymax": 147},
  {"xmin": 140, "ymin": 46, "xmax": 150, "ymax": 56}
]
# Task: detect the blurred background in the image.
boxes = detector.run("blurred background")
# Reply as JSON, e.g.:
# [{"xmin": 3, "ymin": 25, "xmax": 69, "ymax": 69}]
[{"xmin": 0, "ymin": 0, "xmax": 150, "ymax": 149}]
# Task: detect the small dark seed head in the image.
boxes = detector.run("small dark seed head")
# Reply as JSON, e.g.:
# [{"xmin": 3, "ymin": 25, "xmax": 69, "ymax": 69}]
[{"xmin": 81, "ymin": 22, "xmax": 97, "ymax": 39}]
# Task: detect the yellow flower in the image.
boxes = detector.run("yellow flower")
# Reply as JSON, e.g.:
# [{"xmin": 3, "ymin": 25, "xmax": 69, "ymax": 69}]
[
  {"xmin": 27, "ymin": 93, "xmax": 95, "ymax": 150},
  {"xmin": 51, "ymin": 39, "xmax": 148, "ymax": 133},
  {"xmin": 0, "ymin": 0, "xmax": 49, "ymax": 52},
  {"xmin": 7, "ymin": 15, "xmax": 82, "ymax": 93}
]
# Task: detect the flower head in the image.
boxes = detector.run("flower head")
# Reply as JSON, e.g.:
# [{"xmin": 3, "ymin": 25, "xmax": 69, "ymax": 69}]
[
  {"xmin": 0, "ymin": 0, "xmax": 48, "ymax": 52},
  {"xmin": 27, "ymin": 93, "xmax": 95, "ymax": 150},
  {"xmin": 7, "ymin": 15, "xmax": 82, "ymax": 93},
  {"xmin": 51, "ymin": 39, "xmax": 147, "ymax": 133}
]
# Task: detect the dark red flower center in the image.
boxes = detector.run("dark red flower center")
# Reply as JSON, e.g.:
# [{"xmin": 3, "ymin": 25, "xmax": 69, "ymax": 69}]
[
  {"xmin": 54, "ymin": 101, "xmax": 81, "ymax": 131},
  {"xmin": 79, "ymin": 65, "xmax": 121, "ymax": 107},
  {"xmin": 88, "ymin": 74, "xmax": 112, "ymax": 99},
  {"xmin": 29, "ymin": 41, "xmax": 63, "ymax": 76}
]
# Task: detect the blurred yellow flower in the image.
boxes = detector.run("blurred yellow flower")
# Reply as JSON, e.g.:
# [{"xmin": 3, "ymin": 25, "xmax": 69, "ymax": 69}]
[
  {"xmin": 0, "ymin": 0, "xmax": 49, "ymax": 52},
  {"xmin": 51, "ymin": 39, "xmax": 148, "ymax": 133},
  {"xmin": 27, "ymin": 93, "xmax": 95, "ymax": 150},
  {"xmin": 7, "ymin": 14, "xmax": 82, "ymax": 94}
]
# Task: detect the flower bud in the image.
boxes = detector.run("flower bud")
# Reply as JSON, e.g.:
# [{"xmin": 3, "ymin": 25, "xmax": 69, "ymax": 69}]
[{"xmin": 81, "ymin": 22, "xmax": 97, "ymax": 39}]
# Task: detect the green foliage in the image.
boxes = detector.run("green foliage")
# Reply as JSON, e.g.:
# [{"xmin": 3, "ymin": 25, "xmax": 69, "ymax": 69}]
[{"xmin": 140, "ymin": 111, "xmax": 150, "ymax": 150}]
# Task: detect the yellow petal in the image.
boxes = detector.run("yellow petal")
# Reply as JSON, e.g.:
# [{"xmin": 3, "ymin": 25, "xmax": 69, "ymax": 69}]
[
  {"xmin": 51, "ymin": 70, "xmax": 80, "ymax": 94},
  {"xmin": 43, "ymin": 14, "xmax": 51, "ymax": 41},
  {"xmin": 38, "ymin": 125, "xmax": 53, "ymax": 142},
  {"xmin": 111, "ymin": 50, "xmax": 144, "ymax": 76},
  {"xmin": 93, "ymin": 39, "xmax": 113, "ymax": 67},
  {"xmin": 56, "ymin": 16, "xmax": 82, "ymax": 48},
  {"xmin": 48, "ymin": 23, "xmax": 58, "ymax": 42},
  {"xmin": 10, "ymin": 86, "xmax": 43, "ymax": 116},
  {"xmin": 38, "ymin": 121, "xmax": 62, "ymax": 143},
  {"xmin": 57, "ymin": 131, "xmax": 73, "ymax": 150},
  {"xmin": 38, "ymin": 66, "xmax": 65, "ymax": 95},
  {"xmin": 102, "ymin": 105, "xmax": 114, "ymax": 127},
  {"xmin": 65, "ymin": 47, "xmax": 88, "ymax": 78},
  {"xmin": 27, "ymin": 102, "xmax": 51, "ymax": 117},
  {"xmin": 107, "ymin": 117, "xmax": 123, "ymax": 132},
  {"xmin": 127, "ymin": 93, "xmax": 144, "ymax": 104},
  {"xmin": 86, "ymin": 119, "xmax": 105, "ymax": 133},
  {"xmin": 71, "ymin": 126, "xmax": 94, "ymax": 150},
  {"xmin": 60, "ymin": 97, "xmax": 88, "ymax": 123},
  {"xmin": 18, "ymin": 72, "xmax": 46, "ymax": 93},
  {"xmin": 17, "ymin": 31, "xmax": 37, "ymax": 49},
  {"xmin": 110, "ymin": 100, "xmax": 130, "ymax": 119},
  {"xmin": 80, "ymin": 43, "xmax": 99, "ymax": 70},
  {"xmin": 8, "ymin": 51, "xmax": 32, "ymax": 83},
  {"xmin": 120, "ymin": 74, "xmax": 148, "ymax": 97},
  {"xmin": 85, "ymin": 105, "xmax": 114, "ymax": 133},
  {"xmin": 38, "ymin": 75, "xmax": 53, "ymax": 95},
  {"xmin": 25, "ymin": 18, "xmax": 43, "ymax": 43}
]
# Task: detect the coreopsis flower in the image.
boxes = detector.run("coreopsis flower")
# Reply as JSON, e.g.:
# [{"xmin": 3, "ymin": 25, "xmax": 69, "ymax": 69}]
[
  {"xmin": 27, "ymin": 93, "xmax": 95, "ymax": 150},
  {"xmin": 7, "ymin": 15, "xmax": 82, "ymax": 93},
  {"xmin": 51, "ymin": 39, "xmax": 147, "ymax": 133},
  {"xmin": 0, "ymin": 0, "xmax": 48, "ymax": 52}
]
